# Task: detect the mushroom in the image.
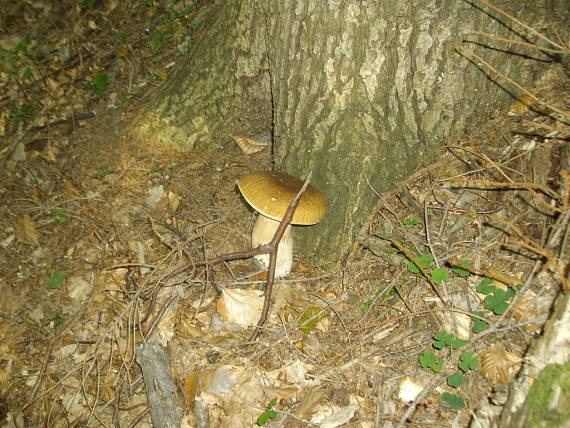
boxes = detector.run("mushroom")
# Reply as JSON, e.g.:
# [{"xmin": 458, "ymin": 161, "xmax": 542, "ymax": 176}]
[{"xmin": 237, "ymin": 171, "xmax": 327, "ymax": 277}]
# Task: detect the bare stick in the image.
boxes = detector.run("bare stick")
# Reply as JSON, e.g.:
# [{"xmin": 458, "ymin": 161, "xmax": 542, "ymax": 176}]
[
  {"xmin": 473, "ymin": 0, "xmax": 568, "ymax": 51},
  {"xmin": 135, "ymin": 343, "xmax": 180, "ymax": 428},
  {"xmin": 251, "ymin": 173, "xmax": 313, "ymax": 340},
  {"xmin": 459, "ymin": 46, "xmax": 570, "ymax": 120}
]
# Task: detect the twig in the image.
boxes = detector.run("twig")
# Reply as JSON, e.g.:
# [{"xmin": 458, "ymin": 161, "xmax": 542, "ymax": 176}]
[
  {"xmin": 251, "ymin": 173, "xmax": 313, "ymax": 340},
  {"xmin": 472, "ymin": 0, "xmax": 568, "ymax": 51},
  {"xmin": 390, "ymin": 239, "xmax": 449, "ymax": 308},
  {"xmin": 469, "ymin": 31, "xmax": 567, "ymax": 54},
  {"xmin": 459, "ymin": 46, "xmax": 570, "ymax": 120},
  {"xmin": 447, "ymin": 257, "xmax": 523, "ymax": 287}
]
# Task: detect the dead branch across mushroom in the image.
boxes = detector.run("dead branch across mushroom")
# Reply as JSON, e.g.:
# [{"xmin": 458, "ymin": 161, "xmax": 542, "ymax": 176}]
[{"xmin": 161, "ymin": 172, "xmax": 315, "ymax": 340}]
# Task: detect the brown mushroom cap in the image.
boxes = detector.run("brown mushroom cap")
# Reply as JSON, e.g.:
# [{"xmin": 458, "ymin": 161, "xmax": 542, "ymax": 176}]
[{"xmin": 238, "ymin": 171, "xmax": 327, "ymax": 225}]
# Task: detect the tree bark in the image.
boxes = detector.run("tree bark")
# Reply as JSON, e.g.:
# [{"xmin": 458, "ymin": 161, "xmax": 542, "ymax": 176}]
[
  {"xmin": 497, "ymin": 293, "xmax": 570, "ymax": 428},
  {"xmin": 130, "ymin": 0, "xmax": 565, "ymax": 264}
]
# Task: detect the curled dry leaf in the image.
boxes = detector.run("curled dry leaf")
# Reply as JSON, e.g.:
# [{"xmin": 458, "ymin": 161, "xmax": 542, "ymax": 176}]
[
  {"xmin": 512, "ymin": 290, "xmax": 540, "ymax": 332},
  {"xmin": 509, "ymin": 94, "xmax": 534, "ymax": 116},
  {"xmin": 16, "ymin": 215, "xmax": 40, "ymax": 246},
  {"xmin": 230, "ymin": 135, "xmax": 269, "ymax": 155},
  {"xmin": 480, "ymin": 346, "xmax": 522, "ymax": 386}
]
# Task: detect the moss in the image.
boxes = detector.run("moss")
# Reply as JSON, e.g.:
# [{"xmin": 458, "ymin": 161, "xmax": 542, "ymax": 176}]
[{"xmin": 518, "ymin": 361, "xmax": 570, "ymax": 428}]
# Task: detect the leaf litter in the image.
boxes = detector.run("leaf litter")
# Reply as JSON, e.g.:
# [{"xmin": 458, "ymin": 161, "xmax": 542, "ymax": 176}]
[{"xmin": 0, "ymin": 1, "xmax": 568, "ymax": 427}]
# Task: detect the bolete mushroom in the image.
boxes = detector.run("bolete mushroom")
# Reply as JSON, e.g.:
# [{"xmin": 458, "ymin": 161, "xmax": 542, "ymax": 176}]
[{"xmin": 238, "ymin": 171, "xmax": 327, "ymax": 277}]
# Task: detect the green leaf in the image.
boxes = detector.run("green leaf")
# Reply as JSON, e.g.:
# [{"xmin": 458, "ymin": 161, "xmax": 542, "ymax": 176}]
[
  {"xmin": 459, "ymin": 352, "xmax": 479, "ymax": 372},
  {"xmin": 92, "ymin": 72, "xmax": 108, "ymax": 95},
  {"xmin": 48, "ymin": 311, "xmax": 65, "ymax": 326},
  {"xmin": 256, "ymin": 410, "xmax": 277, "ymax": 426},
  {"xmin": 191, "ymin": 18, "xmax": 202, "ymax": 30},
  {"xmin": 441, "ymin": 392, "xmax": 465, "ymax": 409},
  {"xmin": 433, "ymin": 340, "xmax": 446, "ymax": 350},
  {"xmin": 359, "ymin": 298, "xmax": 373, "ymax": 309},
  {"xmin": 432, "ymin": 358, "xmax": 444, "ymax": 373},
  {"xmin": 419, "ymin": 351, "xmax": 436, "ymax": 368},
  {"xmin": 431, "ymin": 268, "xmax": 449, "ymax": 285},
  {"xmin": 451, "ymin": 338, "xmax": 469, "ymax": 350},
  {"xmin": 419, "ymin": 351, "xmax": 444, "ymax": 373},
  {"xmin": 492, "ymin": 301, "xmax": 509, "ymax": 315},
  {"xmin": 433, "ymin": 330, "xmax": 456, "ymax": 349},
  {"xmin": 447, "ymin": 372, "xmax": 464, "ymax": 388},
  {"xmin": 257, "ymin": 399, "xmax": 278, "ymax": 425},
  {"xmin": 299, "ymin": 306, "xmax": 327, "ymax": 334},
  {"xmin": 407, "ymin": 254, "xmax": 433, "ymax": 274},
  {"xmin": 407, "ymin": 261, "xmax": 420, "ymax": 274},
  {"xmin": 402, "ymin": 217, "xmax": 420, "ymax": 229},
  {"xmin": 472, "ymin": 319, "xmax": 488, "ymax": 333},
  {"xmin": 416, "ymin": 254, "xmax": 433, "ymax": 269},
  {"xmin": 484, "ymin": 294, "xmax": 511, "ymax": 315},
  {"xmin": 452, "ymin": 260, "xmax": 472, "ymax": 278},
  {"xmin": 476, "ymin": 277, "xmax": 495, "ymax": 294},
  {"xmin": 433, "ymin": 330, "xmax": 448, "ymax": 341},
  {"xmin": 52, "ymin": 208, "xmax": 68, "ymax": 224},
  {"xmin": 47, "ymin": 272, "xmax": 67, "ymax": 289}
]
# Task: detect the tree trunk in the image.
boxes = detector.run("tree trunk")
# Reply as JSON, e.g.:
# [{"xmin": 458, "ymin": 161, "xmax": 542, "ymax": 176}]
[{"xmin": 130, "ymin": 0, "xmax": 564, "ymax": 264}]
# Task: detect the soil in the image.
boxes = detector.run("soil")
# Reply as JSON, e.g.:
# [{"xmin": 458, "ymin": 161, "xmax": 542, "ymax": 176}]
[{"xmin": 0, "ymin": 1, "xmax": 569, "ymax": 427}]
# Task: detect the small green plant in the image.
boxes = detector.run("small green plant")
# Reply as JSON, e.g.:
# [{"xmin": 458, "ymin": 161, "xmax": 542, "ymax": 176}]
[
  {"xmin": 148, "ymin": 31, "xmax": 165, "ymax": 54},
  {"xmin": 476, "ymin": 277, "xmax": 516, "ymax": 315},
  {"xmin": 256, "ymin": 398, "xmax": 278, "ymax": 426},
  {"xmin": 406, "ymin": 254, "xmax": 451, "ymax": 286},
  {"xmin": 419, "ymin": 330, "xmax": 478, "ymax": 410},
  {"xmin": 48, "ymin": 310, "xmax": 65, "ymax": 327},
  {"xmin": 419, "ymin": 350, "xmax": 444, "ymax": 373},
  {"xmin": 91, "ymin": 72, "xmax": 109, "ymax": 95},
  {"xmin": 458, "ymin": 351, "xmax": 478, "ymax": 372},
  {"xmin": 47, "ymin": 272, "xmax": 67, "ymax": 289},
  {"xmin": 407, "ymin": 254, "xmax": 433, "ymax": 274},
  {"xmin": 431, "ymin": 268, "xmax": 449, "ymax": 285},
  {"xmin": 470, "ymin": 311, "xmax": 488, "ymax": 333},
  {"xmin": 52, "ymin": 208, "xmax": 69, "ymax": 225},
  {"xmin": 359, "ymin": 298, "xmax": 374, "ymax": 309},
  {"xmin": 402, "ymin": 217, "xmax": 421, "ymax": 229},
  {"xmin": 432, "ymin": 330, "xmax": 469, "ymax": 350},
  {"xmin": 90, "ymin": 163, "xmax": 116, "ymax": 179},
  {"xmin": 451, "ymin": 260, "xmax": 473, "ymax": 278}
]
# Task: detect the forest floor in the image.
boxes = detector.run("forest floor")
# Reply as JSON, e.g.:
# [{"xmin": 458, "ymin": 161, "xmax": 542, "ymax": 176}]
[{"xmin": 1, "ymin": 1, "xmax": 569, "ymax": 427}]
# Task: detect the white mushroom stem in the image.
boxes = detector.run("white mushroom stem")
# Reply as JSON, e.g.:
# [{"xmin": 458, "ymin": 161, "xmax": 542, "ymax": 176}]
[{"xmin": 251, "ymin": 215, "xmax": 293, "ymax": 278}]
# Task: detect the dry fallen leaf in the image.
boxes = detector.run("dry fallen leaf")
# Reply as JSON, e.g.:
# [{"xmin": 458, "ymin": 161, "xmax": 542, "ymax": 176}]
[
  {"xmin": 16, "ymin": 215, "xmax": 40, "ymax": 246},
  {"xmin": 216, "ymin": 288, "xmax": 263, "ymax": 327},
  {"xmin": 296, "ymin": 389, "xmax": 325, "ymax": 418},
  {"xmin": 230, "ymin": 135, "xmax": 270, "ymax": 154},
  {"xmin": 480, "ymin": 346, "xmax": 521, "ymax": 386},
  {"xmin": 509, "ymin": 94, "xmax": 535, "ymax": 115},
  {"xmin": 512, "ymin": 290, "xmax": 540, "ymax": 332}
]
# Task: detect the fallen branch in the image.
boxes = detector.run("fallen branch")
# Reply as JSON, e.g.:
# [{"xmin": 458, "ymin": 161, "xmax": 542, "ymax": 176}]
[{"xmin": 135, "ymin": 343, "xmax": 180, "ymax": 428}]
